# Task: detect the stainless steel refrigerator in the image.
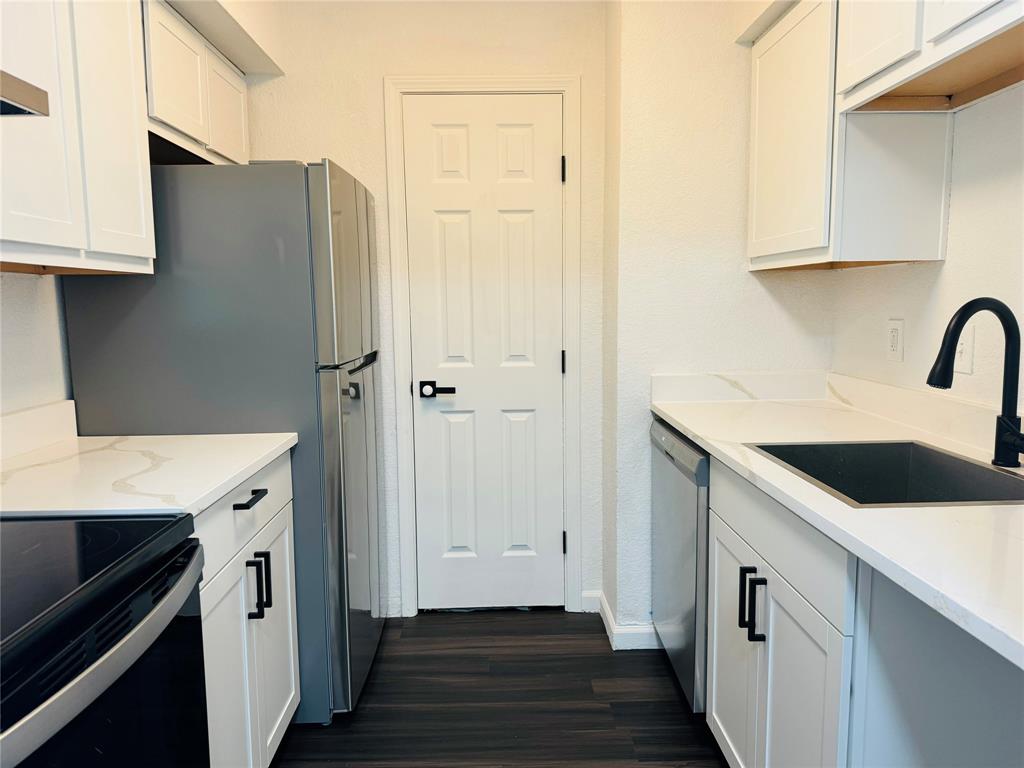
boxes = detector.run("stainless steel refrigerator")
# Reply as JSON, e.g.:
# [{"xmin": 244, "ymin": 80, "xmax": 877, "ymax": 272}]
[{"xmin": 62, "ymin": 160, "xmax": 386, "ymax": 725}]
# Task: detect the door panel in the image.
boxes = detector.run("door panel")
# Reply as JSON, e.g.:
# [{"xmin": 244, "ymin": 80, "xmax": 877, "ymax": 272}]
[
  {"xmin": 755, "ymin": 560, "xmax": 849, "ymax": 768},
  {"xmin": 200, "ymin": 548, "xmax": 260, "ymax": 768},
  {"xmin": 0, "ymin": 0, "xmax": 87, "ymax": 249},
  {"xmin": 72, "ymin": 0, "xmax": 155, "ymax": 259},
  {"xmin": 404, "ymin": 93, "xmax": 564, "ymax": 609},
  {"xmin": 252, "ymin": 505, "xmax": 301, "ymax": 765},
  {"xmin": 708, "ymin": 513, "xmax": 761, "ymax": 768}
]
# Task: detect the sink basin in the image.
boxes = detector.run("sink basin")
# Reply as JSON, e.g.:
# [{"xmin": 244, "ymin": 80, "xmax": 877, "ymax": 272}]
[{"xmin": 751, "ymin": 441, "xmax": 1024, "ymax": 507}]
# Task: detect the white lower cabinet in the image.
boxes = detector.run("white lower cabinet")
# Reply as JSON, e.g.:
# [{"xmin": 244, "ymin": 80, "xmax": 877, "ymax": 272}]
[
  {"xmin": 199, "ymin": 492, "xmax": 299, "ymax": 768},
  {"xmin": 708, "ymin": 517, "xmax": 761, "ymax": 768},
  {"xmin": 250, "ymin": 504, "xmax": 301, "ymax": 765},
  {"xmin": 200, "ymin": 540, "xmax": 262, "ymax": 768},
  {"xmin": 708, "ymin": 508, "xmax": 853, "ymax": 768},
  {"xmin": 755, "ymin": 555, "xmax": 850, "ymax": 768}
]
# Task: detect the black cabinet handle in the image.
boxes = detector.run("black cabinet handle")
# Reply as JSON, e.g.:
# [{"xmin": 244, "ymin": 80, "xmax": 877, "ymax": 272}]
[
  {"xmin": 738, "ymin": 566, "xmax": 757, "ymax": 629},
  {"xmin": 255, "ymin": 550, "xmax": 273, "ymax": 608},
  {"xmin": 419, "ymin": 380, "xmax": 456, "ymax": 398},
  {"xmin": 747, "ymin": 576, "xmax": 767, "ymax": 642},
  {"xmin": 246, "ymin": 559, "xmax": 266, "ymax": 620},
  {"xmin": 234, "ymin": 488, "xmax": 269, "ymax": 510}
]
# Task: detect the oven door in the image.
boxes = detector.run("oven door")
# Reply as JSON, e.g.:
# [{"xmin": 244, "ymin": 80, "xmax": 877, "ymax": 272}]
[{"xmin": 3, "ymin": 542, "xmax": 210, "ymax": 768}]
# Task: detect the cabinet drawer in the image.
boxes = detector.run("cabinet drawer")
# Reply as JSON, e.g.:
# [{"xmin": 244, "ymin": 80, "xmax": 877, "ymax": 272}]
[
  {"xmin": 710, "ymin": 459, "xmax": 856, "ymax": 633},
  {"xmin": 196, "ymin": 452, "xmax": 292, "ymax": 583}
]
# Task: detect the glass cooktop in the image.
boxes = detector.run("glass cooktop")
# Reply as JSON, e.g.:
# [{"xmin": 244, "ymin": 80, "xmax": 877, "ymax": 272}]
[{"xmin": 0, "ymin": 515, "xmax": 193, "ymax": 648}]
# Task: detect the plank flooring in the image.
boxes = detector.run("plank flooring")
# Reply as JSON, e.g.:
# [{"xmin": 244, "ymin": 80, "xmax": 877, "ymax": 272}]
[{"xmin": 271, "ymin": 609, "xmax": 726, "ymax": 767}]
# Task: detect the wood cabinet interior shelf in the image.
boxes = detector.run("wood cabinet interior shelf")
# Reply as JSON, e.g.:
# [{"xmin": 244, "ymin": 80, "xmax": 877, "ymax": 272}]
[{"xmin": 858, "ymin": 23, "xmax": 1024, "ymax": 112}]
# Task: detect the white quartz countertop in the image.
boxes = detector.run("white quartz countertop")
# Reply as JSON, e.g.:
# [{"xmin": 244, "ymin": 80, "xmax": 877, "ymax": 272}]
[
  {"xmin": 651, "ymin": 396, "xmax": 1024, "ymax": 670},
  {"xmin": 0, "ymin": 432, "xmax": 297, "ymax": 517}
]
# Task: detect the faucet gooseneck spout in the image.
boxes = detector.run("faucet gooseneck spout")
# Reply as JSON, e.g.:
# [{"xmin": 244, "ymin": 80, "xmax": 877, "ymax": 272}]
[{"xmin": 927, "ymin": 297, "xmax": 1023, "ymax": 468}]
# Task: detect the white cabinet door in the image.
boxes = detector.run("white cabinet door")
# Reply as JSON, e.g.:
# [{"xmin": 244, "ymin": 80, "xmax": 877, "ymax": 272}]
[
  {"xmin": 753, "ymin": 560, "xmax": 851, "ymax": 768},
  {"xmin": 924, "ymin": 0, "xmax": 1002, "ymax": 41},
  {"xmin": 200, "ymin": 545, "xmax": 261, "ymax": 768},
  {"xmin": 206, "ymin": 48, "xmax": 249, "ymax": 164},
  {"xmin": 71, "ymin": 0, "xmax": 155, "ymax": 260},
  {"xmin": 143, "ymin": 0, "xmax": 210, "ymax": 144},
  {"xmin": 748, "ymin": 0, "xmax": 836, "ymax": 259},
  {"xmin": 0, "ymin": 0, "xmax": 86, "ymax": 250},
  {"xmin": 708, "ymin": 513, "xmax": 762, "ymax": 768},
  {"xmin": 250, "ymin": 504, "xmax": 301, "ymax": 765},
  {"xmin": 837, "ymin": 0, "xmax": 923, "ymax": 93}
]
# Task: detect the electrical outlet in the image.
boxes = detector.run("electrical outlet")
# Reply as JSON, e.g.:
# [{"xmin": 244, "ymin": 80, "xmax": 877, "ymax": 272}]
[
  {"xmin": 954, "ymin": 325, "xmax": 975, "ymax": 374},
  {"xmin": 886, "ymin": 319, "xmax": 904, "ymax": 362}
]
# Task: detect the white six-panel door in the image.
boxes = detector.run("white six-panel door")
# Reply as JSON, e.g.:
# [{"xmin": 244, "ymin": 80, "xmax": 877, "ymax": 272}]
[{"xmin": 403, "ymin": 93, "xmax": 565, "ymax": 609}]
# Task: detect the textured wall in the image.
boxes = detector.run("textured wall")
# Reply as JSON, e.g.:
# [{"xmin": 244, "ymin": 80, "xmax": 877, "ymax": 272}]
[
  {"xmin": 247, "ymin": 1, "xmax": 608, "ymax": 612},
  {"xmin": 0, "ymin": 274, "xmax": 70, "ymax": 414},
  {"xmin": 831, "ymin": 85, "xmax": 1024, "ymax": 408},
  {"xmin": 601, "ymin": 0, "xmax": 622, "ymax": 615},
  {"xmin": 605, "ymin": 1, "xmax": 835, "ymax": 626}
]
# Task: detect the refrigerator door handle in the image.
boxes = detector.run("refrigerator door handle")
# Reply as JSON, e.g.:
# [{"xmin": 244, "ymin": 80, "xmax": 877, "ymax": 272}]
[{"xmin": 347, "ymin": 350, "xmax": 378, "ymax": 375}]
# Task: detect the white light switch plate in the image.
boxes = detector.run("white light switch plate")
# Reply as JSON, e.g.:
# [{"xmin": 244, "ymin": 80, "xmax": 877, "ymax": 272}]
[
  {"xmin": 954, "ymin": 325, "xmax": 975, "ymax": 374},
  {"xmin": 886, "ymin": 319, "xmax": 904, "ymax": 362}
]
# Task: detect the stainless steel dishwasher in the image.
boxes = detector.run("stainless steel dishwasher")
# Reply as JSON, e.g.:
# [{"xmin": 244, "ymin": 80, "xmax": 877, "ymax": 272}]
[{"xmin": 651, "ymin": 418, "xmax": 709, "ymax": 714}]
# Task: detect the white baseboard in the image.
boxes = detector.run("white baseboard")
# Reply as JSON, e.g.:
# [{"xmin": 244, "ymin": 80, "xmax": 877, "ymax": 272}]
[
  {"xmin": 597, "ymin": 591, "xmax": 661, "ymax": 650},
  {"xmin": 580, "ymin": 589, "xmax": 602, "ymax": 613}
]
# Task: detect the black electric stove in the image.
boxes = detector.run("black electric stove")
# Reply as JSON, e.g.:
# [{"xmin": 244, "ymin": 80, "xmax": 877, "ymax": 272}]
[{"xmin": 0, "ymin": 515, "xmax": 210, "ymax": 766}]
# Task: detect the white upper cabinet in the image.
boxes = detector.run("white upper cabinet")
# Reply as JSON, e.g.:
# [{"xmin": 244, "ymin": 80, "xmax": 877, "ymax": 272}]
[
  {"xmin": 206, "ymin": 48, "xmax": 250, "ymax": 163},
  {"xmin": 924, "ymin": 0, "xmax": 1002, "ymax": 42},
  {"xmin": 748, "ymin": 0, "xmax": 836, "ymax": 258},
  {"xmin": 144, "ymin": 0, "xmax": 211, "ymax": 144},
  {"xmin": 72, "ymin": 0, "xmax": 155, "ymax": 260},
  {"xmin": 142, "ymin": 0, "xmax": 250, "ymax": 164},
  {"xmin": 0, "ymin": 0, "xmax": 87, "ymax": 251},
  {"xmin": 836, "ymin": 0, "xmax": 923, "ymax": 93}
]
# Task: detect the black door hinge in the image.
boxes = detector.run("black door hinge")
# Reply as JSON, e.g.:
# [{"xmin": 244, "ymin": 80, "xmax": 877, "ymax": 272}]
[
  {"xmin": 562, "ymin": 530, "xmax": 567, "ymax": 554},
  {"xmin": 410, "ymin": 381, "xmax": 413, "ymax": 396},
  {"xmin": 560, "ymin": 155, "xmax": 566, "ymax": 183},
  {"xmin": 561, "ymin": 350, "xmax": 566, "ymax": 374}
]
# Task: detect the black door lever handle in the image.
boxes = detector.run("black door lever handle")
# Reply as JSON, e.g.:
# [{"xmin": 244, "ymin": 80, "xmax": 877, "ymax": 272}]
[{"xmin": 419, "ymin": 380, "xmax": 456, "ymax": 398}]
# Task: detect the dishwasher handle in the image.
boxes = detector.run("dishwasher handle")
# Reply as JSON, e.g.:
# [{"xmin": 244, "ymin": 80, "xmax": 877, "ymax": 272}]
[{"xmin": 651, "ymin": 420, "xmax": 709, "ymax": 485}]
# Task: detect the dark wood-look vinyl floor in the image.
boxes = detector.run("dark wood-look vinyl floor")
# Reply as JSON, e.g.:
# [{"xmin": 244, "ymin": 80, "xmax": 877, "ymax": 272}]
[{"xmin": 271, "ymin": 609, "xmax": 727, "ymax": 768}]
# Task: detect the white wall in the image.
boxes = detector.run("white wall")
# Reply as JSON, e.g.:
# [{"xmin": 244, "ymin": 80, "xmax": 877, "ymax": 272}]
[
  {"xmin": 247, "ymin": 1, "xmax": 608, "ymax": 612},
  {"xmin": 603, "ymin": 0, "xmax": 835, "ymax": 628},
  {"xmin": 0, "ymin": 274, "xmax": 70, "ymax": 415},
  {"xmin": 831, "ymin": 85, "xmax": 1024, "ymax": 408},
  {"xmin": 601, "ymin": 0, "xmax": 622, "ymax": 617}
]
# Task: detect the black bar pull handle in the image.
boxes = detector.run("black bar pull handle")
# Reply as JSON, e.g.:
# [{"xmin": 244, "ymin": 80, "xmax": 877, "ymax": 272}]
[
  {"xmin": 738, "ymin": 566, "xmax": 757, "ymax": 629},
  {"xmin": 255, "ymin": 550, "xmax": 273, "ymax": 608},
  {"xmin": 747, "ymin": 576, "xmax": 767, "ymax": 642},
  {"xmin": 246, "ymin": 559, "xmax": 266, "ymax": 620},
  {"xmin": 419, "ymin": 380, "xmax": 456, "ymax": 398},
  {"xmin": 234, "ymin": 488, "xmax": 269, "ymax": 510}
]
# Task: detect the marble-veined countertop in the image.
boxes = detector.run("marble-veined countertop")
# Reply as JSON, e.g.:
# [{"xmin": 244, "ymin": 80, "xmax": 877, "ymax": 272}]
[
  {"xmin": 653, "ymin": 380, "xmax": 1023, "ymax": 671},
  {"xmin": 0, "ymin": 432, "xmax": 297, "ymax": 517}
]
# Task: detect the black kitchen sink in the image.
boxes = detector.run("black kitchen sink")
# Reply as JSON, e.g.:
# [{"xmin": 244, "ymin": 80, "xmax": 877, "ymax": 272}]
[{"xmin": 752, "ymin": 441, "xmax": 1024, "ymax": 506}]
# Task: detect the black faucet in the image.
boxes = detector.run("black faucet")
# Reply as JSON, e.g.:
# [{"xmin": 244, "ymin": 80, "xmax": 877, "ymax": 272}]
[{"xmin": 927, "ymin": 297, "xmax": 1023, "ymax": 468}]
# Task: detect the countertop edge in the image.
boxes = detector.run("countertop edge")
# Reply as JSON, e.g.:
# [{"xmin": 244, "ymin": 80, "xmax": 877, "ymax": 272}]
[
  {"xmin": 185, "ymin": 433, "xmax": 298, "ymax": 517},
  {"xmin": 650, "ymin": 403, "xmax": 1024, "ymax": 671}
]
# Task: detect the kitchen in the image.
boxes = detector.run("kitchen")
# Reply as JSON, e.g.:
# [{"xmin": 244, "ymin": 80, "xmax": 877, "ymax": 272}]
[{"xmin": 0, "ymin": 0, "xmax": 1021, "ymax": 766}]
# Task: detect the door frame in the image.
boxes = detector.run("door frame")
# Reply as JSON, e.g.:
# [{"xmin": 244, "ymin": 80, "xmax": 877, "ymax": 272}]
[{"xmin": 384, "ymin": 75, "xmax": 583, "ymax": 616}]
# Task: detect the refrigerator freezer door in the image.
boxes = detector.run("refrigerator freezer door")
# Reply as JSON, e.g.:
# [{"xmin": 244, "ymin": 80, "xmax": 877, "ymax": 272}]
[
  {"xmin": 339, "ymin": 363, "xmax": 383, "ymax": 706},
  {"xmin": 309, "ymin": 160, "xmax": 364, "ymax": 367},
  {"xmin": 322, "ymin": 367, "xmax": 352, "ymax": 711}
]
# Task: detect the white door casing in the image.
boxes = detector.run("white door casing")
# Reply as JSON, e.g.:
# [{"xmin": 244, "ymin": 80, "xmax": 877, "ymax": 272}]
[{"xmin": 402, "ymin": 93, "xmax": 565, "ymax": 609}]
